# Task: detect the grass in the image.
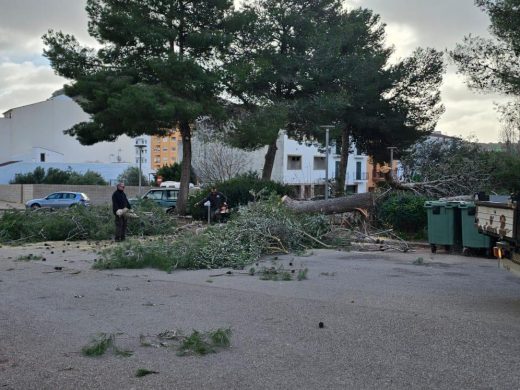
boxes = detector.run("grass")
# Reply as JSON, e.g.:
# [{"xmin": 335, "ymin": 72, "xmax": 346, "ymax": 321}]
[
  {"xmin": 81, "ymin": 334, "xmax": 114, "ymax": 357},
  {"xmin": 135, "ymin": 368, "xmax": 159, "ymax": 377},
  {"xmin": 256, "ymin": 265, "xmax": 308, "ymax": 281},
  {"xmin": 81, "ymin": 333, "xmax": 133, "ymax": 357},
  {"xmin": 413, "ymin": 257, "xmax": 425, "ymax": 265},
  {"xmin": 16, "ymin": 254, "xmax": 42, "ymax": 261},
  {"xmin": 177, "ymin": 328, "xmax": 232, "ymax": 356},
  {"xmin": 297, "ymin": 268, "xmax": 309, "ymax": 281}
]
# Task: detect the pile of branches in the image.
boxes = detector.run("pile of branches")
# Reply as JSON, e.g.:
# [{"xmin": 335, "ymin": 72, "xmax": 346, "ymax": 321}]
[
  {"xmin": 95, "ymin": 196, "xmax": 334, "ymax": 271},
  {"xmin": 0, "ymin": 204, "xmax": 178, "ymax": 244}
]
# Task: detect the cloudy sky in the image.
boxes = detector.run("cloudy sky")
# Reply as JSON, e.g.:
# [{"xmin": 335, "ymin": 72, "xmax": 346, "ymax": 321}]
[{"xmin": 0, "ymin": 0, "xmax": 510, "ymax": 142}]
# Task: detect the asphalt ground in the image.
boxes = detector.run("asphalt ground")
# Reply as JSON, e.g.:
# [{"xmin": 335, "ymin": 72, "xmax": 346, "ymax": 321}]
[{"xmin": 1, "ymin": 242, "xmax": 520, "ymax": 389}]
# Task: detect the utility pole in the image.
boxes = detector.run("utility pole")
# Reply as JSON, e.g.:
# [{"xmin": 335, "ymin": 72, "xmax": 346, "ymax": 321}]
[
  {"xmin": 387, "ymin": 147, "xmax": 398, "ymax": 180},
  {"xmin": 320, "ymin": 125, "xmax": 335, "ymax": 200},
  {"xmin": 135, "ymin": 142, "xmax": 146, "ymax": 195}
]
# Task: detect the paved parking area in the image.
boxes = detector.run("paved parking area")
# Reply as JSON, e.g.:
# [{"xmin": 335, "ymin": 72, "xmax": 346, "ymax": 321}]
[{"xmin": 1, "ymin": 243, "xmax": 520, "ymax": 389}]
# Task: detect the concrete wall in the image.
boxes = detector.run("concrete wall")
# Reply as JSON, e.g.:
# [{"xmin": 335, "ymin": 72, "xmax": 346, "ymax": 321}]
[{"xmin": 0, "ymin": 184, "xmax": 149, "ymax": 205}]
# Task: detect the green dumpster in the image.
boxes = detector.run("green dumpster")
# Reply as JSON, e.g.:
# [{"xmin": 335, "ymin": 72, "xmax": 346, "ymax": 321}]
[
  {"xmin": 458, "ymin": 201, "xmax": 492, "ymax": 255},
  {"xmin": 424, "ymin": 201, "xmax": 462, "ymax": 253}
]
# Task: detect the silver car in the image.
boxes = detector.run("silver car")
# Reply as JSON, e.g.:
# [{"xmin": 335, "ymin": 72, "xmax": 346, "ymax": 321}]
[{"xmin": 25, "ymin": 192, "xmax": 90, "ymax": 210}]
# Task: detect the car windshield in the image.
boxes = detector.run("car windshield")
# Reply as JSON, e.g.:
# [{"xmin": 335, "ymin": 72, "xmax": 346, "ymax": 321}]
[{"xmin": 146, "ymin": 191, "xmax": 163, "ymax": 200}]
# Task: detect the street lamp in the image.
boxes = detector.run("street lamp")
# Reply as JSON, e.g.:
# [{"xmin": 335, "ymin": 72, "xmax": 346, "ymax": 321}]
[
  {"xmin": 320, "ymin": 125, "xmax": 335, "ymax": 200},
  {"xmin": 135, "ymin": 142, "xmax": 146, "ymax": 195}
]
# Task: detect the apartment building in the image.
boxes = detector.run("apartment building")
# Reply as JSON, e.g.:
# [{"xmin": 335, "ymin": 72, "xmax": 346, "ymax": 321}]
[{"xmin": 150, "ymin": 131, "xmax": 182, "ymax": 170}]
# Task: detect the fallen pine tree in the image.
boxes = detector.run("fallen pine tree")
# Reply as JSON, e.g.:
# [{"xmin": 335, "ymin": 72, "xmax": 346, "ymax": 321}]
[{"xmin": 281, "ymin": 192, "xmax": 374, "ymax": 215}]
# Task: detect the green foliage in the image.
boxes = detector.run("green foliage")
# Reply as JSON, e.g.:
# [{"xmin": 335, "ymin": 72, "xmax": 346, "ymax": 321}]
[
  {"xmin": 135, "ymin": 369, "xmax": 158, "ymax": 377},
  {"xmin": 188, "ymin": 173, "xmax": 296, "ymax": 219},
  {"xmin": 81, "ymin": 333, "xmax": 132, "ymax": 357},
  {"xmin": 117, "ymin": 167, "xmax": 149, "ymax": 187},
  {"xmin": 154, "ymin": 163, "xmax": 197, "ymax": 185},
  {"xmin": 297, "ymin": 268, "xmax": 309, "ymax": 281},
  {"xmin": 484, "ymin": 151, "xmax": 520, "ymax": 193},
  {"xmin": 0, "ymin": 204, "xmax": 177, "ymax": 244},
  {"xmin": 67, "ymin": 170, "xmax": 107, "ymax": 185},
  {"xmin": 95, "ymin": 196, "xmax": 331, "ymax": 271},
  {"xmin": 155, "ymin": 163, "xmax": 182, "ymax": 182},
  {"xmin": 451, "ymin": 0, "xmax": 520, "ymax": 96},
  {"xmin": 377, "ymin": 193, "xmax": 428, "ymax": 235},
  {"xmin": 81, "ymin": 333, "xmax": 114, "ymax": 357},
  {"xmin": 177, "ymin": 328, "xmax": 232, "ymax": 356},
  {"xmin": 10, "ymin": 167, "xmax": 107, "ymax": 185},
  {"xmin": 16, "ymin": 254, "xmax": 43, "ymax": 261}
]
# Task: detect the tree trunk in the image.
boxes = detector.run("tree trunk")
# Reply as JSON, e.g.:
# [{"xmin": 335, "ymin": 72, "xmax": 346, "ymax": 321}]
[
  {"xmin": 262, "ymin": 139, "xmax": 278, "ymax": 180},
  {"xmin": 282, "ymin": 192, "xmax": 374, "ymax": 214},
  {"xmin": 177, "ymin": 121, "xmax": 192, "ymax": 215},
  {"xmin": 336, "ymin": 127, "xmax": 350, "ymax": 196}
]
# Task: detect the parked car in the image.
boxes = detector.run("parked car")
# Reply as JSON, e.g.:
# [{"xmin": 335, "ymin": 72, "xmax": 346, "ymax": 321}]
[
  {"xmin": 159, "ymin": 181, "xmax": 195, "ymax": 189},
  {"xmin": 129, "ymin": 188, "xmax": 179, "ymax": 212},
  {"xmin": 25, "ymin": 192, "xmax": 90, "ymax": 210}
]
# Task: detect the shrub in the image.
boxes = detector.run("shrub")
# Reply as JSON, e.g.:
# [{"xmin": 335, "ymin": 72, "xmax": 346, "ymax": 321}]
[
  {"xmin": 10, "ymin": 166, "xmax": 108, "ymax": 185},
  {"xmin": 377, "ymin": 192, "xmax": 428, "ymax": 235}
]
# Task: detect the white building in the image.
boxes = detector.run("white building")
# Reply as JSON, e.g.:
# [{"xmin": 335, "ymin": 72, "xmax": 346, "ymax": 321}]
[
  {"xmin": 193, "ymin": 128, "xmax": 369, "ymax": 198},
  {"xmin": 266, "ymin": 133, "xmax": 369, "ymax": 197},
  {"xmin": 0, "ymin": 94, "xmax": 152, "ymax": 183}
]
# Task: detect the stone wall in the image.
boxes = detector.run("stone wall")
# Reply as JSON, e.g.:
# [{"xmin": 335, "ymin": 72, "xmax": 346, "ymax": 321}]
[{"xmin": 0, "ymin": 184, "xmax": 148, "ymax": 205}]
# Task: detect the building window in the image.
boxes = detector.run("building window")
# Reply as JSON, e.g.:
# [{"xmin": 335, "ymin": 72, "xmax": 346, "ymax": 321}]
[
  {"xmin": 163, "ymin": 147, "xmax": 168, "ymax": 152},
  {"xmin": 171, "ymin": 147, "xmax": 176, "ymax": 151},
  {"xmin": 171, "ymin": 136, "xmax": 177, "ymax": 141},
  {"xmin": 287, "ymin": 155, "xmax": 302, "ymax": 170},
  {"xmin": 313, "ymin": 156, "xmax": 326, "ymax": 170},
  {"xmin": 40, "ymin": 153, "xmax": 45, "ymax": 162},
  {"xmin": 346, "ymin": 185, "xmax": 357, "ymax": 194},
  {"xmin": 356, "ymin": 161, "xmax": 362, "ymax": 180},
  {"xmin": 162, "ymin": 137, "xmax": 168, "ymax": 142},
  {"xmin": 163, "ymin": 157, "xmax": 168, "ymax": 161}
]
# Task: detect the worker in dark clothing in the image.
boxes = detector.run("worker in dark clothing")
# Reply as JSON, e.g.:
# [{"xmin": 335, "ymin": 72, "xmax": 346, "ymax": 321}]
[
  {"xmin": 197, "ymin": 187, "xmax": 228, "ymax": 222},
  {"xmin": 112, "ymin": 182, "xmax": 131, "ymax": 241}
]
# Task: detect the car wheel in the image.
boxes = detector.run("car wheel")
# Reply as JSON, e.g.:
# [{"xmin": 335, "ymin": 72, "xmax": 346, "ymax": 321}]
[
  {"xmin": 30, "ymin": 204, "xmax": 41, "ymax": 210},
  {"xmin": 166, "ymin": 207, "xmax": 176, "ymax": 214}
]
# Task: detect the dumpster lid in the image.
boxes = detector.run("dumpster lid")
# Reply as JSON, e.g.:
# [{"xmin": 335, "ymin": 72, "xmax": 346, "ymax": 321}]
[
  {"xmin": 424, "ymin": 200, "xmax": 463, "ymax": 208},
  {"xmin": 458, "ymin": 201, "xmax": 475, "ymax": 209}
]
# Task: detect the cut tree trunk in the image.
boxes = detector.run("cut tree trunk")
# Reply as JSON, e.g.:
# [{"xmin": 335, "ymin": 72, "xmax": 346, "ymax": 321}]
[{"xmin": 281, "ymin": 193, "xmax": 374, "ymax": 214}]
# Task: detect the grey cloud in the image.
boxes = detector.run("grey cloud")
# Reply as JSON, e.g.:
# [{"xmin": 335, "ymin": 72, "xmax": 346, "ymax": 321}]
[{"xmin": 351, "ymin": 0, "xmax": 491, "ymax": 51}]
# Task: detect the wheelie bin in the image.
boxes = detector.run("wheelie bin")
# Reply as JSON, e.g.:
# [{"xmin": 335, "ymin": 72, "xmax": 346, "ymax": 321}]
[
  {"xmin": 424, "ymin": 201, "xmax": 462, "ymax": 253},
  {"xmin": 458, "ymin": 201, "xmax": 493, "ymax": 256}
]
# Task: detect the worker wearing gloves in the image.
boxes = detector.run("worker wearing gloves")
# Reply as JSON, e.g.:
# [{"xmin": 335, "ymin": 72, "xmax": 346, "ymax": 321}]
[{"xmin": 112, "ymin": 182, "xmax": 131, "ymax": 241}]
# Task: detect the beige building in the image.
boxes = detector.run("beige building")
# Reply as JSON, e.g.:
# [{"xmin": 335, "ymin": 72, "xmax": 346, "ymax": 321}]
[{"xmin": 150, "ymin": 130, "xmax": 181, "ymax": 170}]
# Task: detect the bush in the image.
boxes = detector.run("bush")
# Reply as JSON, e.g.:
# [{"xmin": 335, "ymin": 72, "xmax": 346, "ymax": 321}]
[
  {"xmin": 377, "ymin": 192, "xmax": 428, "ymax": 236},
  {"xmin": 10, "ymin": 167, "xmax": 108, "ymax": 185},
  {"xmin": 117, "ymin": 167, "xmax": 149, "ymax": 186},
  {"xmin": 188, "ymin": 173, "xmax": 296, "ymax": 219}
]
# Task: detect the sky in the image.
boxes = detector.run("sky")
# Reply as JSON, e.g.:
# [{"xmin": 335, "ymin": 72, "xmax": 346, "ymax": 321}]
[{"xmin": 0, "ymin": 0, "xmax": 511, "ymax": 143}]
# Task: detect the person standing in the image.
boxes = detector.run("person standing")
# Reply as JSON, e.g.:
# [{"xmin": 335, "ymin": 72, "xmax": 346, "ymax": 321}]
[{"xmin": 112, "ymin": 182, "xmax": 131, "ymax": 241}]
